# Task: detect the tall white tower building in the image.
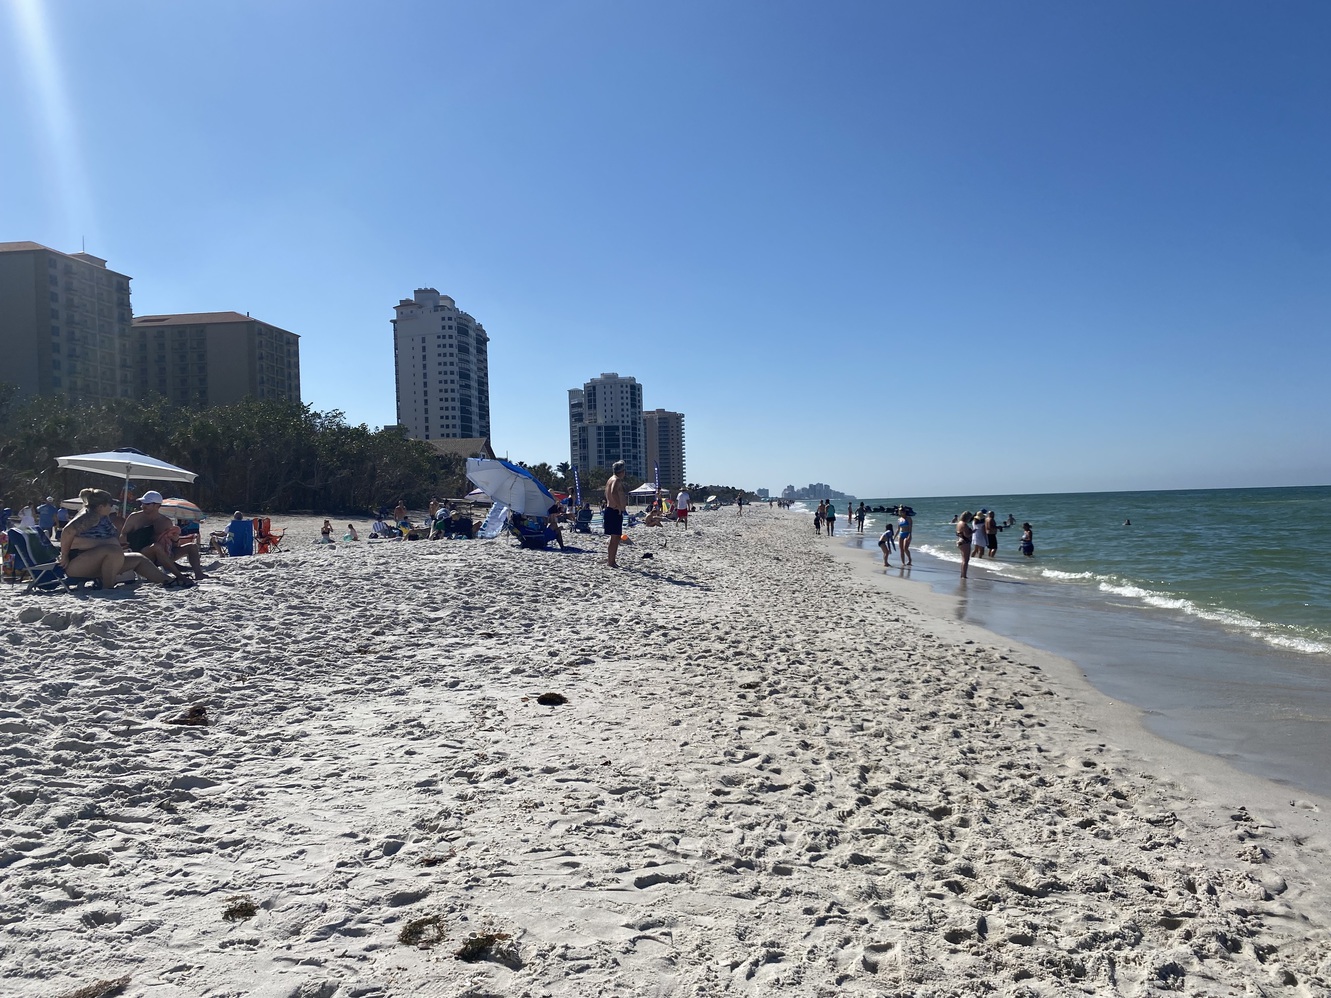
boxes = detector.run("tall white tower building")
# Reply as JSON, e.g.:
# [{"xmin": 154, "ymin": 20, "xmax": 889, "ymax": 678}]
[
  {"xmin": 392, "ymin": 288, "xmax": 490, "ymax": 441},
  {"xmin": 568, "ymin": 372, "xmax": 645, "ymax": 479}
]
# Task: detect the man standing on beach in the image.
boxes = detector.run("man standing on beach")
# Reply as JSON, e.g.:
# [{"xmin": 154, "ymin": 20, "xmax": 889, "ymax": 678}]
[
  {"xmin": 675, "ymin": 486, "xmax": 690, "ymax": 527},
  {"xmin": 604, "ymin": 460, "xmax": 628, "ymax": 567},
  {"xmin": 36, "ymin": 497, "xmax": 59, "ymax": 539}
]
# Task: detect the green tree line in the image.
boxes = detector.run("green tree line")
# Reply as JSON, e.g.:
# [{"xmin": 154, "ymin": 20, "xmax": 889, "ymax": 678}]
[
  {"xmin": 0, "ymin": 387, "xmax": 473, "ymax": 514},
  {"xmin": 1, "ymin": 385, "xmax": 756, "ymax": 514}
]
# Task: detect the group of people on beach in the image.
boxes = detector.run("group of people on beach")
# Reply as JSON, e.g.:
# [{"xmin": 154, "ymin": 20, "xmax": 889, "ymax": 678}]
[
  {"xmin": 16, "ymin": 487, "xmax": 208, "ymax": 590},
  {"xmin": 812, "ymin": 499, "xmax": 858, "ymax": 536},
  {"xmin": 877, "ymin": 506, "xmax": 914, "ymax": 567},
  {"xmin": 361, "ymin": 498, "xmax": 482, "ymax": 542},
  {"xmin": 3, "ymin": 498, "xmax": 70, "ymax": 539},
  {"xmin": 954, "ymin": 510, "xmax": 1034, "ymax": 578}
]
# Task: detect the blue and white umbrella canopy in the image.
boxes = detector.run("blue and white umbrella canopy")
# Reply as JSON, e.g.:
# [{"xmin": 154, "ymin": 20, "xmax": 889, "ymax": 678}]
[{"xmin": 465, "ymin": 458, "xmax": 556, "ymax": 517}]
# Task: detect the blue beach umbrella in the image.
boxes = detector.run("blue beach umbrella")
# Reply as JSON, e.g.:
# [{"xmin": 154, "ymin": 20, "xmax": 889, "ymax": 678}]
[{"xmin": 465, "ymin": 458, "xmax": 557, "ymax": 517}]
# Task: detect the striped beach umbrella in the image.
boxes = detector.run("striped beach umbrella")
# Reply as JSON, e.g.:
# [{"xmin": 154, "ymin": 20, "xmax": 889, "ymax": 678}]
[{"xmin": 159, "ymin": 498, "xmax": 206, "ymax": 521}]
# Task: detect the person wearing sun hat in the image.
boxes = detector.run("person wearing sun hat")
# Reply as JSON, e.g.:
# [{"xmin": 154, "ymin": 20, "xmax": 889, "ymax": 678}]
[{"xmin": 119, "ymin": 490, "xmax": 201, "ymax": 585}]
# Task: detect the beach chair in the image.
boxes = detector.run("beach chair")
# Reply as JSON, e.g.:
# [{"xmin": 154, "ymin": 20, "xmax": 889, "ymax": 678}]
[
  {"xmin": 4, "ymin": 526, "xmax": 99, "ymax": 593},
  {"xmin": 254, "ymin": 517, "xmax": 285, "ymax": 554},
  {"xmin": 505, "ymin": 514, "xmax": 558, "ymax": 549},
  {"xmin": 572, "ymin": 506, "xmax": 594, "ymax": 533},
  {"xmin": 223, "ymin": 519, "xmax": 254, "ymax": 557}
]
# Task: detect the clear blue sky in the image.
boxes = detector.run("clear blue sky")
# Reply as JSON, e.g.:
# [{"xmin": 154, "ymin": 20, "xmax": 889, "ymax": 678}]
[{"xmin": 3, "ymin": 0, "xmax": 1327, "ymax": 498}]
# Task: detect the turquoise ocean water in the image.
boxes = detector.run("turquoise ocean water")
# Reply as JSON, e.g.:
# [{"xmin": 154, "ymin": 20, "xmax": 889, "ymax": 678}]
[{"xmin": 806, "ymin": 486, "xmax": 1331, "ymax": 795}]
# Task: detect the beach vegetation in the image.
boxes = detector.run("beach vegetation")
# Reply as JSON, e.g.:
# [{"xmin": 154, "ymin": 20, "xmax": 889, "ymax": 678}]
[
  {"xmin": 688, "ymin": 484, "xmax": 749, "ymax": 503},
  {"xmin": 0, "ymin": 389, "xmax": 472, "ymax": 513}
]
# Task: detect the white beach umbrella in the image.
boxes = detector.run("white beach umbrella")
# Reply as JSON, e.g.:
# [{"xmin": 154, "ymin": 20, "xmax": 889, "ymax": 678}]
[{"xmin": 56, "ymin": 448, "xmax": 197, "ymax": 514}]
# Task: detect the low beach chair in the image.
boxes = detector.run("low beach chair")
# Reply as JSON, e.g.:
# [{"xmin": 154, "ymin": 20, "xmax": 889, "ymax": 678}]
[
  {"xmin": 4, "ymin": 526, "xmax": 99, "ymax": 593},
  {"xmin": 505, "ymin": 514, "xmax": 559, "ymax": 550},
  {"xmin": 223, "ymin": 519, "xmax": 254, "ymax": 557},
  {"xmin": 572, "ymin": 506, "xmax": 594, "ymax": 533},
  {"xmin": 254, "ymin": 517, "xmax": 284, "ymax": 554}
]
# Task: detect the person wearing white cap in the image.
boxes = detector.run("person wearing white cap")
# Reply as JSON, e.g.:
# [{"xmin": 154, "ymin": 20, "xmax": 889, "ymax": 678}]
[
  {"xmin": 119, "ymin": 491, "xmax": 202, "ymax": 585},
  {"xmin": 36, "ymin": 496, "xmax": 60, "ymax": 537}
]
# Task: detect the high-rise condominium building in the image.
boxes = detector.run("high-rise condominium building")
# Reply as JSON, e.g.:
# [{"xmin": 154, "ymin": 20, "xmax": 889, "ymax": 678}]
[
  {"xmin": 392, "ymin": 288, "xmax": 490, "ymax": 441},
  {"xmin": 0, "ymin": 241, "xmax": 134, "ymax": 402},
  {"xmin": 642, "ymin": 408, "xmax": 686, "ymax": 492},
  {"xmin": 568, "ymin": 372, "xmax": 645, "ymax": 479},
  {"xmin": 131, "ymin": 311, "xmax": 301, "ymax": 408}
]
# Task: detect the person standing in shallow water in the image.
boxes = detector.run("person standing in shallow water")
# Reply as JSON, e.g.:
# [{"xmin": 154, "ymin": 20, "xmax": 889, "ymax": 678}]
[
  {"xmin": 877, "ymin": 520, "xmax": 895, "ymax": 566},
  {"xmin": 1020, "ymin": 522, "xmax": 1034, "ymax": 557},
  {"xmin": 855, "ymin": 502, "xmax": 867, "ymax": 533},
  {"xmin": 956, "ymin": 511, "xmax": 974, "ymax": 579},
  {"xmin": 970, "ymin": 512, "xmax": 986, "ymax": 559},
  {"xmin": 897, "ymin": 507, "xmax": 913, "ymax": 567}
]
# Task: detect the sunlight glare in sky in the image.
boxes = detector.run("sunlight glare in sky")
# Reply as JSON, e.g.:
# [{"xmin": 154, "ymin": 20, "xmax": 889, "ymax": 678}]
[{"xmin": 9, "ymin": 0, "xmax": 96, "ymax": 246}]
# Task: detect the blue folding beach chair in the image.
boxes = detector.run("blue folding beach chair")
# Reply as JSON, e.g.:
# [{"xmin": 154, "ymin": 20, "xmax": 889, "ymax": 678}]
[{"xmin": 4, "ymin": 526, "xmax": 99, "ymax": 593}]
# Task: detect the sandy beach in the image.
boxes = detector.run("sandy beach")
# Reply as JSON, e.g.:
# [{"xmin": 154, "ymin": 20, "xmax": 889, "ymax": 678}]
[{"xmin": 3, "ymin": 506, "xmax": 1330, "ymax": 997}]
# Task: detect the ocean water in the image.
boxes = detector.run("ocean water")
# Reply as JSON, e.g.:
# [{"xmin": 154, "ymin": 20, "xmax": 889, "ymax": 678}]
[{"xmin": 808, "ymin": 486, "xmax": 1331, "ymax": 795}]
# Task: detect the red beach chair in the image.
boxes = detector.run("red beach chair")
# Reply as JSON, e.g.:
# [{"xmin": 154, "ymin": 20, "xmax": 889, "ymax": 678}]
[{"xmin": 254, "ymin": 517, "xmax": 285, "ymax": 554}]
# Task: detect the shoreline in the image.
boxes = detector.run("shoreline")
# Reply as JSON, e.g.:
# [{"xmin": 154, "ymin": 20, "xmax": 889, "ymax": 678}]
[
  {"xmin": 828, "ymin": 523, "xmax": 1331, "ymax": 800},
  {"xmin": 3, "ymin": 507, "xmax": 1330, "ymax": 994}
]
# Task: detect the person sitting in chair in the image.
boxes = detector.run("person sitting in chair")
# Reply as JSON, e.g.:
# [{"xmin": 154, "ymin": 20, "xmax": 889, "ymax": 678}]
[
  {"xmin": 63, "ymin": 488, "xmax": 175, "ymax": 589},
  {"xmin": 448, "ymin": 508, "xmax": 474, "ymax": 539},
  {"xmin": 120, "ymin": 491, "xmax": 204, "ymax": 582}
]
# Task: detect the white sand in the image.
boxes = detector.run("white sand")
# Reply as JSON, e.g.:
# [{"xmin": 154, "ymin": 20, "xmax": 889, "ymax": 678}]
[{"xmin": 3, "ymin": 507, "xmax": 1330, "ymax": 997}]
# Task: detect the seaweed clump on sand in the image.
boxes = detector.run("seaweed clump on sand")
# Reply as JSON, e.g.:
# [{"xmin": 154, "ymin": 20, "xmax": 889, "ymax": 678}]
[
  {"xmin": 221, "ymin": 895, "xmax": 258, "ymax": 922},
  {"xmin": 59, "ymin": 977, "xmax": 131, "ymax": 998},
  {"xmin": 456, "ymin": 931, "xmax": 521, "ymax": 968},
  {"xmin": 399, "ymin": 914, "xmax": 449, "ymax": 948}
]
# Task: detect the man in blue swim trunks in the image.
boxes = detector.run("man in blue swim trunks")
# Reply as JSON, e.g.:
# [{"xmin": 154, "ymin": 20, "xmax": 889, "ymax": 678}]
[{"xmin": 603, "ymin": 460, "xmax": 628, "ymax": 567}]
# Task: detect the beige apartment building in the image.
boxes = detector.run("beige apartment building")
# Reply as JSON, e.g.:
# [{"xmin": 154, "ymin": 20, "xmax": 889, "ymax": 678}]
[
  {"xmin": 0, "ymin": 241, "xmax": 135, "ymax": 401},
  {"xmin": 132, "ymin": 311, "xmax": 301, "ymax": 408},
  {"xmin": 643, "ymin": 408, "xmax": 686, "ymax": 492}
]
